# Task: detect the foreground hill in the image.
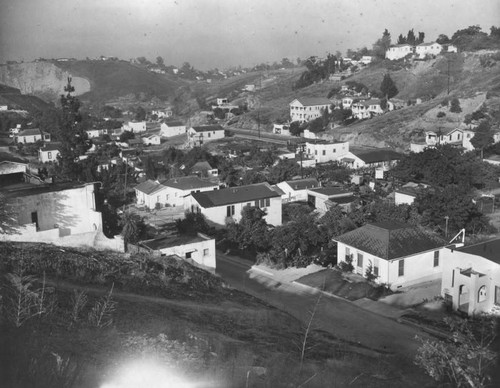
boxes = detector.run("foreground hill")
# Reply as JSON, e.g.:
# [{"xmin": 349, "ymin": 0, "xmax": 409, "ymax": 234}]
[
  {"xmin": 0, "ymin": 242, "xmax": 431, "ymax": 387},
  {"xmin": 0, "ymin": 83, "xmax": 54, "ymax": 112}
]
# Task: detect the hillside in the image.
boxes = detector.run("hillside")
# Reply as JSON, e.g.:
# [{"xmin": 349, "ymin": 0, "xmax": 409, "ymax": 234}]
[
  {"xmin": 0, "ymin": 83, "xmax": 53, "ymax": 112},
  {"xmin": 0, "ymin": 242, "xmax": 431, "ymax": 387},
  {"xmin": 54, "ymin": 60, "xmax": 187, "ymax": 105}
]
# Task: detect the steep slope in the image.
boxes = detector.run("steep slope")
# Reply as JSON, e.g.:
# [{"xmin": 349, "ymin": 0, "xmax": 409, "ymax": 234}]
[{"xmin": 0, "ymin": 83, "xmax": 53, "ymax": 112}]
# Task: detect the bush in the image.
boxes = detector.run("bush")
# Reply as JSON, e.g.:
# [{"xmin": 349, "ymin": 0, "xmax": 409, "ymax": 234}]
[
  {"xmin": 450, "ymin": 98, "xmax": 462, "ymax": 113},
  {"xmin": 338, "ymin": 254, "xmax": 354, "ymax": 272},
  {"xmin": 437, "ymin": 111, "xmax": 446, "ymax": 118},
  {"xmin": 440, "ymin": 99, "xmax": 449, "ymax": 107}
]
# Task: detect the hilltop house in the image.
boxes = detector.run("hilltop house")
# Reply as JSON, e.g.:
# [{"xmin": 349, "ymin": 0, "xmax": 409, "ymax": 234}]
[
  {"xmin": 386, "ymin": 44, "xmax": 414, "ymax": 60},
  {"xmin": 38, "ymin": 143, "xmax": 61, "ymax": 163},
  {"xmin": 86, "ymin": 128, "xmax": 108, "ymax": 138},
  {"xmin": 441, "ymin": 238, "xmax": 500, "ymax": 316},
  {"xmin": 14, "ymin": 128, "xmax": 51, "ymax": 144},
  {"xmin": 160, "ymin": 121, "xmax": 186, "ymax": 137},
  {"xmin": 351, "ymin": 101, "xmax": 371, "ymax": 119},
  {"xmin": 304, "ymin": 140, "xmax": 350, "ymax": 164},
  {"xmin": 160, "ymin": 176, "xmax": 219, "ymax": 207},
  {"xmin": 140, "ymin": 233, "xmax": 216, "ymax": 271},
  {"xmin": 187, "ymin": 125, "xmax": 225, "ymax": 147},
  {"xmin": 342, "ymin": 148, "xmax": 402, "ymax": 170},
  {"xmin": 186, "ymin": 182, "xmax": 282, "ymax": 226},
  {"xmin": 273, "ymin": 123, "xmax": 292, "ymax": 136},
  {"xmin": 142, "ymin": 133, "xmax": 161, "ymax": 146},
  {"xmin": 425, "ymin": 128, "xmax": 463, "ymax": 146},
  {"xmin": 341, "ymin": 97, "xmax": 354, "ymax": 109},
  {"xmin": 289, "ymin": 97, "xmax": 332, "ymax": 123},
  {"xmin": 335, "ymin": 221, "xmax": 447, "ymax": 290},
  {"xmin": 415, "ymin": 42, "xmax": 443, "ymax": 58},
  {"xmin": 307, "ymin": 187, "xmax": 355, "ymax": 214},
  {"xmin": 152, "ymin": 109, "xmax": 172, "ymax": 119},
  {"xmin": 276, "ymin": 178, "xmax": 320, "ymax": 203}
]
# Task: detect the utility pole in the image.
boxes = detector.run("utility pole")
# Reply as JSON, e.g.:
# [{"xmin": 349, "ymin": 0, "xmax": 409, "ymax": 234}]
[
  {"xmin": 444, "ymin": 216, "xmax": 449, "ymax": 238},
  {"xmin": 447, "ymin": 58, "xmax": 450, "ymax": 95}
]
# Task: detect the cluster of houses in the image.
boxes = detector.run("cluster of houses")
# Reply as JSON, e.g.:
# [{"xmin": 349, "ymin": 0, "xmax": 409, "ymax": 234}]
[{"xmin": 386, "ymin": 41, "xmax": 458, "ymax": 61}]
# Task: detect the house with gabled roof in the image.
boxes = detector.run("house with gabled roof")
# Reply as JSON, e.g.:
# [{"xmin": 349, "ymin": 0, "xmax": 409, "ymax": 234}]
[
  {"xmin": 160, "ymin": 120, "xmax": 186, "ymax": 137},
  {"xmin": 307, "ymin": 186, "xmax": 355, "ymax": 214},
  {"xmin": 187, "ymin": 125, "xmax": 225, "ymax": 147},
  {"xmin": 134, "ymin": 180, "xmax": 168, "ymax": 209},
  {"xmin": 190, "ymin": 161, "xmax": 218, "ymax": 178},
  {"xmin": 441, "ymin": 238, "xmax": 500, "ymax": 316},
  {"xmin": 276, "ymin": 178, "xmax": 320, "ymax": 203},
  {"xmin": 38, "ymin": 143, "xmax": 61, "ymax": 163},
  {"xmin": 425, "ymin": 128, "xmax": 463, "ymax": 146},
  {"xmin": 14, "ymin": 128, "xmax": 51, "ymax": 144},
  {"xmin": 142, "ymin": 133, "xmax": 161, "ymax": 146},
  {"xmin": 186, "ymin": 182, "xmax": 282, "ymax": 226},
  {"xmin": 289, "ymin": 97, "xmax": 332, "ymax": 123},
  {"xmin": 160, "ymin": 175, "xmax": 219, "ymax": 207},
  {"xmin": 334, "ymin": 221, "xmax": 448, "ymax": 290},
  {"xmin": 341, "ymin": 148, "xmax": 402, "ymax": 170},
  {"xmin": 415, "ymin": 42, "xmax": 443, "ymax": 58}
]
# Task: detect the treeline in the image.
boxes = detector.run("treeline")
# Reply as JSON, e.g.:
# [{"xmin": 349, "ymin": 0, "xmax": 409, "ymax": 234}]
[{"xmin": 293, "ymin": 55, "xmax": 349, "ymax": 89}]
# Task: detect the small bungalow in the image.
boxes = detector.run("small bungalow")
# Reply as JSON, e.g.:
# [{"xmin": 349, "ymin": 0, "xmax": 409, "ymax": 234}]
[
  {"xmin": 276, "ymin": 178, "xmax": 320, "ymax": 203},
  {"xmin": 342, "ymin": 148, "xmax": 402, "ymax": 170},
  {"xmin": 160, "ymin": 121, "xmax": 186, "ymax": 137},
  {"xmin": 187, "ymin": 125, "xmax": 225, "ymax": 147},
  {"xmin": 38, "ymin": 143, "xmax": 61, "ymax": 163},
  {"xmin": 190, "ymin": 161, "xmax": 218, "ymax": 178},
  {"xmin": 160, "ymin": 175, "xmax": 219, "ymax": 207},
  {"xmin": 15, "ymin": 128, "xmax": 51, "ymax": 144},
  {"xmin": 142, "ymin": 133, "xmax": 161, "ymax": 146},
  {"xmin": 307, "ymin": 186, "xmax": 355, "ymax": 214},
  {"xmin": 134, "ymin": 180, "xmax": 168, "ymax": 209}
]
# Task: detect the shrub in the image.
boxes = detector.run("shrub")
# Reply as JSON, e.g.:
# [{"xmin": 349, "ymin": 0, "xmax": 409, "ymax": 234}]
[
  {"xmin": 338, "ymin": 254, "xmax": 354, "ymax": 272},
  {"xmin": 437, "ymin": 111, "xmax": 446, "ymax": 118},
  {"xmin": 450, "ymin": 98, "xmax": 462, "ymax": 113},
  {"xmin": 364, "ymin": 261, "xmax": 378, "ymax": 282},
  {"xmin": 440, "ymin": 99, "xmax": 449, "ymax": 107}
]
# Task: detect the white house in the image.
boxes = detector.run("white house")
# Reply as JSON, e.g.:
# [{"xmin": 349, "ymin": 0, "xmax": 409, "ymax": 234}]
[
  {"xmin": 273, "ymin": 123, "xmax": 292, "ymax": 136},
  {"xmin": 142, "ymin": 133, "xmax": 161, "ymax": 146},
  {"xmin": 160, "ymin": 121, "xmax": 186, "ymax": 137},
  {"xmin": 441, "ymin": 238, "xmax": 500, "ymax": 316},
  {"xmin": 307, "ymin": 187, "xmax": 355, "ymax": 214},
  {"xmin": 341, "ymin": 97, "xmax": 354, "ymax": 109},
  {"xmin": 187, "ymin": 125, "xmax": 225, "ymax": 147},
  {"xmin": 341, "ymin": 148, "xmax": 401, "ymax": 170},
  {"xmin": 360, "ymin": 56, "xmax": 373, "ymax": 65},
  {"xmin": 425, "ymin": 128, "xmax": 463, "ymax": 146},
  {"xmin": 386, "ymin": 44, "xmax": 414, "ymax": 60},
  {"xmin": 38, "ymin": 144, "xmax": 61, "ymax": 163},
  {"xmin": 335, "ymin": 221, "xmax": 447, "ymax": 290},
  {"xmin": 415, "ymin": 42, "xmax": 443, "ymax": 58},
  {"xmin": 134, "ymin": 180, "xmax": 169, "ymax": 209},
  {"xmin": 304, "ymin": 140, "xmax": 350, "ymax": 164},
  {"xmin": 15, "ymin": 128, "xmax": 51, "ymax": 144},
  {"xmin": 161, "ymin": 175, "xmax": 219, "ymax": 208},
  {"xmin": 276, "ymin": 178, "xmax": 320, "ymax": 203},
  {"xmin": 152, "ymin": 109, "xmax": 173, "ymax": 119},
  {"xmin": 123, "ymin": 121, "xmax": 147, "ymax": 133},
  {"xmin": 446, "ymin": 44, "xmax": 458, "ymax": 53},
  {"xmin": 140, "ymin": 233, "xmax": 216, "ymax": 271},
  {"xmin": 190, "ymin": 161, "xmax": 218, "ymax": 178},
  {"xmin": 366, "ymin": 100, "xmax": 384, "ymax": 115},
  {"xmin": 86, "ymin": 128, "xmax": 107, "ymax": 138},
  {"xmin": 351, "ymin": 101, "xmax": 371, "ymax": 119},
  {"xmin": 186, "ymin": 182, "xmax": 282, "ymax": 227},
  {"xmin": 289, "ymin": 97, "xmax": 332, "ymax": 123},
  {"xmin": 394, "ymin": 182, "xmax": 430, "ymax": 205}
]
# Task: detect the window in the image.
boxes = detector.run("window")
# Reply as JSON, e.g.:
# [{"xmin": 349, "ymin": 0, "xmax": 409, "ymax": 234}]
[
  {"xmin": 315, "ymin": 150, "xmax": 317, "ymax": 155},
  {"xmin": 208, "ymin": 133, "xmax": 211, "ymax": 138},
  {"xmin": 322, "ymin": 150, "xmax": 326, "ymax": 156},
  {"xmin": 373, "ymin": 258, "xmax": 379, "ymax": 277},
  {"xmin": 478, "ymin": 286, "xmax": 487, "ymax": 303},
  {"xmin": 226, "ymin": 205, "xmax": 235, "ymax": 217},
  {"xmin": 398, "ymin": 259, "xmax": 405, "ymax": 277},
  {"xmin": 203, "ymin": 248, "xmax": 209, "ymax": 256},
  {"xmin": 186, "ymin": 251, "xmax": 192, "ymax": 259},
  {"xmin": 345, "ymin": 247, "xmax": 350, "ymax": 256},
  {"xmin": 357, "ymin": 253, "xmax": 363, "ymax": 268},
  {"xmin": 333, "ymin": 148, "xmax": 336, "ymax": 153},
  {"xmin": 433, "ymin": 251, "xmax": 440, "ymax": 267},
  {"xmin": 157, "ymin": 195, "xmax": 160, "ymax": 203},
  {"xmin": 47, "ymin": 152, "xmax": 52, "ymax": 159}
]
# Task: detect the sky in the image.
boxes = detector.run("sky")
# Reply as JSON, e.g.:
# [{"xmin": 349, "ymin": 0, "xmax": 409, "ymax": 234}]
[{"xmin": 1, "ymin": 0, "xmax": 499, "ymax": 70}]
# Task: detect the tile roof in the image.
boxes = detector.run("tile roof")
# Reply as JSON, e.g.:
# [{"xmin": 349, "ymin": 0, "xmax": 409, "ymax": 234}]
[
  {"xmin": 191, "ymin": 125, "xmax": 224, "ymax": 133},
  {"xmin": 140, "ymin": 234, "xmax": 208, "ymax": 251},
  {"xmin": 334, "ymin": 222, "xmax": 446, "ymax": 261},
  {"xmin": 453, "ymin": 238, "xmax": 500, "ymax": 265},
  {"xmin": 191, "ymin": 182, "xmax": 280, "ymax": 208},
  {"xmin": 293, "ymin": 97, "xmax": 332, "ymax": 106},
  {"xmin": 284, "ymin": 178, "xmax": 320, "ymax": 190},
  {"xmin": 134, "ymin": 180, "xmax": 164, "ymax": 195},
  {"xmin": 160, "ymin": 175, "xmax": 218, "ymax": 190},
  {"xmin": 351, "ymin": 148, "xmax": 402, "ymax": 164}
]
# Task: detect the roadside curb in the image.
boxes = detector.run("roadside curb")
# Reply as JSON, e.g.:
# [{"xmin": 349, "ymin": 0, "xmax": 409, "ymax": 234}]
[{"xmin": 250, "ymin": 267, "xmax": 274, "ymax": 277}]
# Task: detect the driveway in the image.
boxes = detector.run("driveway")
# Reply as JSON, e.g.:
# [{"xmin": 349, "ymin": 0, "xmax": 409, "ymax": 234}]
[{"xmin": 216, "ymin": 251, "xmax": 430, "ymax": 358}]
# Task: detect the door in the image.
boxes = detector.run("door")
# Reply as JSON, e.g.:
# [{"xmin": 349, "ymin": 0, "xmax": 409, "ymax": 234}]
[{"xmin": 31, "ymin": 211, "xmax": 39, "ymax": 230}]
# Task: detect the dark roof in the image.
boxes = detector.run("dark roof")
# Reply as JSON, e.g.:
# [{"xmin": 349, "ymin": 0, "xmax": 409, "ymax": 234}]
[
  {"xmin": 271, "ymin": 185, "xmax": 285, "ymax": 196},
  {"xmin": 334, "ymin": 221, "xmax": 446, "ymax": 261},
  {"xmin": 140, "ymin": 234, "xmax": 208, "ymax": 251},
  {"xmin": 330, "ymin": 195, "xmax": 356, "ymax": 204},
  {"xmin": 40, "ymin": 143, "xmax": 61, "ymax": 152},
  {"xmin": 191, "ymin": 161, "xmax": 214, "ymax": 171},
  {"xmin": 293, "ymin": 97, "xmax": 332, "ymax": 106},
  {"xmin": 454, "ymin": 238, "xmax": 500, "ymax": 265},
  {"xmin": 309, "ymin": 187, "xmax": 352, "ymax": 197},
  {"xmin": 191, "ymin": 182, "xmax": 280, "ymax": 208},
  {"xmin": 0, "ymin": 181, "xmax": 97, "ymax": 199},
  {"xmin": 191, "ymin": 125, "xmax": 224, "ymax": 133},
  {"xmin": 134, "ymin": 180, "xmax": 163, "ymax": 195},
  {"xmin": 284, "ymin": 178, "xmax": 319, "ymax": 190},
  {"xmin": 160, "ymin": 176, "xmax": 218, "ymax": 190},
  {"xmin": 16, "ymin": 128, "xmax": 42, "ymax": 136},
  {"xmin": 351, "ymin": 148, "xmax": 402, "ymax": 164},
  {"xmin": 163, "ymin": 121, "xmax": 184, "ymax": 127}
]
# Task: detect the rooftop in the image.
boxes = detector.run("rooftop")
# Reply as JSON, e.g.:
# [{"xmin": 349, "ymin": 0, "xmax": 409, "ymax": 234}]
[
  {"xmin": 191, "ymin": 182, "xmax": 280, "ymax": 208},
  {"xmin": 454, "ymin": 238, "xmax": 500, "ymax": 265},
  {"xmin": 292, "ymin": 97, "xmax": 332, "ymax": 106},
  {"xmin": 309, "ymin": 186, "xmax": 352, "ymax": 197},
  {"xmin": 16, "ymin": 128, "xmax": 43, "ymax": 137},
  {"xmin": 40, "ymin": 143, "xmax": 61, "ymax": 152},
  {"xmin": 163, "ymin": 120, "xmax": 184, "ymax": 127},
  {"xmin": 0, "ymin": 181, "xmax": 96, "ymax": 199},
  {"xmin": 134, "ymin": 180, "xmax": 164, "ymax": 195},
  {"xmin": 351, "ymin": 148, "xmax": 402, "ymax": 164},
  {"xmin": 284, "ymin": 178, "xmax": 320, "ymax": 191},
  {"xmin": 140, "ymin": 234, "xmax": 209, "ymax": 251},
  {"xmin": 191, "ymin": 161, "xmax": 214, "ymax": 172},
  {"xmin": 334, "ymin": 221, "xmax": 446, "ymax": 261},
  {"xmin": 160, "ymin": 175, "xmax": 218, "ymax": 190}
]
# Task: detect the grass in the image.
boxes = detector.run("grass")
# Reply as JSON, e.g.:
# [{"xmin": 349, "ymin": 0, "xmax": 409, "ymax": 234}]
[{"xmin": 0, "ymin": 242, "xmax": 433, "ymax": 387}]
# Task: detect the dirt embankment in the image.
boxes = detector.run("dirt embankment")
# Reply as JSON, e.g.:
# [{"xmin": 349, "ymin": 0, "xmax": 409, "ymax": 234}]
[{"xmin": 0, "ymin": 62, "xmax": 90, "ymax": 102}]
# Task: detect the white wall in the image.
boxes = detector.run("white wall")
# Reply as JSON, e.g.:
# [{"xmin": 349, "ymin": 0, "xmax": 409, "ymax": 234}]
[
  {"xmin": 135, "ymin": 187, "xmax": 170, "ymax": 209},
  {"xmin": 39, "ymin": 150, "xmax": 60, "ymax": 163},
  {"xmin": 394, "ymin": 192, "xmax": 416, "ymax": 205},
  {"xmin": 306, "ymin": 142, "xmax": 349, "ymax": 164},
  {"xmin": 160, "ymin": 123, "xmax": 186, "ymax": 137},
  {"xmin": 158, "ymin": 236, "xmax": 216, "ymax": 270}
]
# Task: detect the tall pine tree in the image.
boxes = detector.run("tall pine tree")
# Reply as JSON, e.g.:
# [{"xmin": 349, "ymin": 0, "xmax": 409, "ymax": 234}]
[{"xmin": 380, "ymin": 73, "xmax": 399, "ymax": 99}]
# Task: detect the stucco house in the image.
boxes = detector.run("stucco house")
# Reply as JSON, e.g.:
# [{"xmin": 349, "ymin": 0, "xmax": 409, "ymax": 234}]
[
  {"xmin": 86, "ymin": 128, "xmax": 108, "ymax": 138},
  {"xmin": 187, "ymin": 125, "xmax": 225, "ymax": 147},
  {"xmin": 425, "ymin": 128, "xmax": 463, "ymax": 146},
  {"xmin": 307, "ymin": 186, "xmax": 355, "ymax": 214},
  {"xmin": 335, "ymin": 221, "xmax": 447, "ymax": 290},
  {"xmin": 289, "ymin": 97, "xmax": 332, "ymax": 123},
  {"xmin": 441, "ymin": 238, "xmax": 500, "ymax": 316},
  {"xmin": 142, "ymin": 133, "xmax": 161, "ymax": 146},
  {"xmin": 186, "ymin": 182, "xmax": 282, "ymax": 227},
  {"xmin": 152, "ymin": 109, "xmax": 173, "ymax": 119},
  {"xmin": 304, "ymin": 140, "xmax": 350, "ymax": 164},
  {"xmin": 415, "ymin": 42, "xmax": 443, "ymax": 58},
  {"xmin": 122, "ymin": 121, "xmax": 147, "ymax": 133},
  {"xmin": 160, "ymin": 121, "xmax": 186, "ymax": 137},
  {"xmin": 394, "ymin": 182, "xmax": 430, "ymax": 205},
  {"xmin": 342, "ymin": 148, "xmax": 402, "ymax": 170},
  {"xmin": 38, "ymin": 143, "xmax": 61, "ymax": 163},
  {"xmin": 160, "ymin": 175, "xmax": 219, "ymax": 208},
  {"xmin": 276, "ymin": 178, "xmax": 320, "ymax": 203},
  {"xmin": 341, "ymin": 97, "xmax": 354, "ymax": 109},
  {"xmin": 140, "ymin": 233, "xmax": 216, "ymax": 271},
  {"xmin": 386, "ymin": 44, "xmax": 414, "ymax": 60},
  {"xmin": 134, "ymin": 180, "xmax": 169, "ymax": 209},
  {"xmin": 190, "ymin": 161, "xmax": 218, "ymax": 178},
  {"xmin": 351, "ymin": 101, "xmax": 371, "ymax": 119},
  {"xmin": 273, "ymin": 123, "xmax": 292, "ymax": 136},
  {"xmin": 15, "ymin": 128, "xmax": 51, "ymax": 144}
]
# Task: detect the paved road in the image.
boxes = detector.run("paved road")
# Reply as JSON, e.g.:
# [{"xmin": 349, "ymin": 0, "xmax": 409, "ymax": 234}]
[{"xmin": 216, "ymin": 251, "xmax": 429, "ymax": 358}]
